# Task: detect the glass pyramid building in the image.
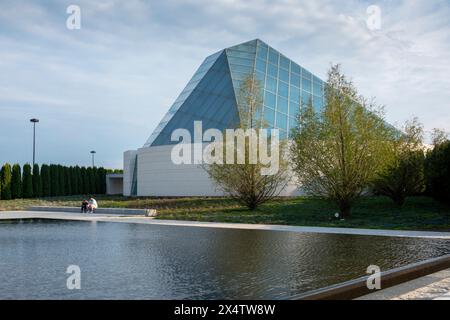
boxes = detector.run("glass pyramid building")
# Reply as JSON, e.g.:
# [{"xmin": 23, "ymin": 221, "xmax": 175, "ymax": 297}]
[{"xmin": 144, "ymin": 39, "xmax": 325, "ymax": 147}]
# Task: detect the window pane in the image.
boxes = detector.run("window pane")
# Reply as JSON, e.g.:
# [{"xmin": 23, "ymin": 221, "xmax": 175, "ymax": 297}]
[
  {"xmin": 256, "ymin": 45, "xmax": 268, "ymax": 60},
  {"xmin": 289, "ymin": 117, "xmax": 297, "ymax": 131},
  {"xmin": 291, "ymin": 86, "xmax": 300, "ymax": 103},
  {"xmin": 302, "ymin": 68, "xmax": 312, "ymax": 80},
  {"xmin": 279, "ymin": 68, "xmax": 289, "ymax": 83},
  {"xmin": 268, "ymin": 48, "xmax": 279, "ymax": 65},
  {"xmin": 278, "ymin": 81, "xmax": 289, "ymax": 98},
  {"xmin": 313, "ymin": 75, "xmax": 322, "ymax": 84},
  {"xmin": 302, "ymin": 77, "xmax": 312, "ymax": 92},
  {"xmin": 264, "ymin": 107, "xmax": 275, "ymax": 125},
  {"xmin": 280, "ymin": 55, "xmax": 290, "ymax": 70},
  {"xmin": 266, "ymin": 76, "xmax": 277, "ymax": 94},
  {"xmin": 302, "ymin": 91, "xmax": 312, "ymax": 105},
  {"xmin": 277, "ymin": 97, "xmax": 288, "ymax": 114},
  {"xmin": 228, "ymin": 56, "xmax": 254, "ymax": 67},
  {"xmin": 289, "ymin": 102, "xmax": 300, "ymax": 118},
  {"xmin": 313, "ymin": 96, "xmax": 323, "ymax": 110},
  {"xmin": 267, "ymin": 63, "xmax": 278, "ymax": 78},
  {"xmin": 255, "ymin": 71, "xmax": 265, "ymax": 85},
  {"xmin": 276, "ymin": 113, "xmax": 287, "ymax": 130},
  {"xmin": 230, "ymin": 64, "xmax": 253, "ymax": 74},
  {"xmin": 313, "ymin": 81, "xmax": 322, "ymax": 96},
  {"xmin": 256, "ymin": 58, "xmax": 266, "ymax": 73},
  {"xmin": 290, "ymin": 73, "xmax": 300, "ymax": 87},
  {"xmin": 265, "ymin": 91, "xmax": 276, "ymax": 108},
  {"xmin": 291, "ymin": 63, "xmax": 301, "ymax": 74}
]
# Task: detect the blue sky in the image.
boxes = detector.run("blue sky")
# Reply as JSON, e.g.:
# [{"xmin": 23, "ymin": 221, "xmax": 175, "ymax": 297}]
[{"xmin": 1, "ymin": 0, "xmax": 449, "ymax": 168}]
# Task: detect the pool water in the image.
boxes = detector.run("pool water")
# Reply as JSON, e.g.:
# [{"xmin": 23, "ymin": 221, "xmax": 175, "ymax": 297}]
[{"xmin": 0, "ymin": 219, "xmax": 448, "ymax": 299}]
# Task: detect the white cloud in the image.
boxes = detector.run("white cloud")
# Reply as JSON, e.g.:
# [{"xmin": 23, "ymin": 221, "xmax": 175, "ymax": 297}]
[{"xmin": 0, "ymin": 0, "xmax": 449, "ymax": 166}]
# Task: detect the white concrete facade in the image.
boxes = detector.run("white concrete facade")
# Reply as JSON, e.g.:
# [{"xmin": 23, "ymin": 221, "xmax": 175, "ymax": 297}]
[
  {"xmin": 123, "ymin": 144, "xmax": 302, "ymax": 197},
  {"xmin": 106, "ymin": 174, "xmax": 124, "ymax": 195}
]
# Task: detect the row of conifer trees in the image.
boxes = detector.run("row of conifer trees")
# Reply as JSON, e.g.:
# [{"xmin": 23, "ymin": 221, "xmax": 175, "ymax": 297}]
[{"xmin": 0, "ymin": 163, "xmax": 107, "ymax": 200}]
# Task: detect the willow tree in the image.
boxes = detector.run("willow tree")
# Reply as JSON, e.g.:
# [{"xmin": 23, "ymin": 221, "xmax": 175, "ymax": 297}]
[
  {"xmin": 291, "ymin": 65, "xmax": 392, "ymax": 218},
  {"xmin": 204, "ymin": 74, "xmax": 289, "ymax": 210}
]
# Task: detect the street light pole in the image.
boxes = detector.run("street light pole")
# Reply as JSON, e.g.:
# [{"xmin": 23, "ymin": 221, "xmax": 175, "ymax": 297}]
[
  {"xmin": 90, "ymin": 150, "xmax": 96, "ymax": 167},
  {"xmin": 30, "ymin": 118, "xmax": 39, "ymax": 167}
]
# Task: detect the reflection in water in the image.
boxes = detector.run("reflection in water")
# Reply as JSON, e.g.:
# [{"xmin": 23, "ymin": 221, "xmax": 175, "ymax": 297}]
[{"xmin": 0, "ymin": 219, "xmax": 448, "ymax": 299}]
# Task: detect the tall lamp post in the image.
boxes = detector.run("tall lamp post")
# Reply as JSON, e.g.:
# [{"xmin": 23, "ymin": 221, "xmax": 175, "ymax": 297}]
[
  {"xmin": 90, "ymin": 150, "xmax": 96, "ymax": 167},
  {"xmin": 30, "ymin": 118, "xmax": 39, "ymax": 167}
]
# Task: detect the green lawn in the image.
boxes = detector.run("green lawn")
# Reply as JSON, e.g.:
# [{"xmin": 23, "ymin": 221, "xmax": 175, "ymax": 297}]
[{"xmin": 1, "ymin": 195, "xmax": 449, "ymax": 231}]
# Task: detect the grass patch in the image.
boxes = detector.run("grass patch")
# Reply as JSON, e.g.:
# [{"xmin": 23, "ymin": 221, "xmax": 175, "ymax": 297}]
[{"xmin": 1, "ymin": 195, "xmax": 449, "ymax": 231}]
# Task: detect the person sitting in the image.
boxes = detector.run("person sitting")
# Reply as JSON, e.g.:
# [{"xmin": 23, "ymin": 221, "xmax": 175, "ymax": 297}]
[
  {"xmin": 87, "ymin": 196, "xmax": 98, "ymax": 213},
  {"xmin": 81, "ymin": 199, "xmax": 89, "ymax": 213}
]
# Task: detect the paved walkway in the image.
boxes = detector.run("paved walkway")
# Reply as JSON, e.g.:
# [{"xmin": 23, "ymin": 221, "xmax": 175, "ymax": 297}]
[
  {"xmin": 1, "ymin": 210, "xmax": 450, "ymax": 239},
  {"xmin": 357, "ymin": 268, "xmax": 450, "ymax": 300}
]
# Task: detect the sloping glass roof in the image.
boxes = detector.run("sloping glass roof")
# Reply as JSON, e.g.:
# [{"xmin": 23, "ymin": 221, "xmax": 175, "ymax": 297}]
[{"xmin": 144, "ymin": 39, "xmax": 325, "ymax": 147}]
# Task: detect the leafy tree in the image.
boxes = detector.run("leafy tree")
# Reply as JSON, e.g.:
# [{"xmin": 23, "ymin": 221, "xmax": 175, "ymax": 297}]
[
  {"xmin": 372, "ymin": 118, "xmax": 426, "ymax": 206},
  {"xmin": 425, "ymin": 140, "xmax": 450, "ymax": 204},
  {"xmin": 22, "ymin": 164, "xmax": 34, "ymax": 198},
  {"xmin": 205, "ymin": 75, "xmax": 289, "ymax": 210},
  {"xmin": 32, "ymin": 164, "xmax": 42, "ymax": 197},
  {"xmin": 290, "ymin": 65, "xmax": 392, "ymax": 218},
  {"xmin": 11, "ymin": 164, "xmax": 22, "ymax": 199},
  {"xmin": 1, "ymin": 163, "xmax": 12, "ymax": 200},
  {"xmin": 431, "ymin": 128, "xmax": 448, "ymax": 146}
]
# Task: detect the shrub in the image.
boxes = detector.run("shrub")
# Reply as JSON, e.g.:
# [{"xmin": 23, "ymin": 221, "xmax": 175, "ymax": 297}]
[
  {"xmin": 73, "ymin": 166, "xmax": 81, "ymax": 195},
  {"xmin": 1, "ymin": 163, "xmax": 12, "ymax": 200},
  {"xmin": 80, "ymin": 167, "xmax": 87, "ymax": 194},
  {"xmin": 58, "ymin": 165, "xmax": 65, "ymax": 196},
  {"xmin": 50, "ymin": 164, "xmax": 60, "ymax": 196},
  {"xmin": 11, "ymin": 164, "xmax": 22, "ymax": 199},
  {"xmin": 41, "ymin": 164, "xmax": 51, "ymax": 196},
  {"xmin": 425, "ymin": 140, "xmax": 450, "ymax": 204},
  {"xmin": 373, "ymin": 151, "xmax": 425, "ymax": 206},
  {"xmin": 372, "ymin": 118, "xmax": 426, "ymax": 206},
  {"xmin": 32, "ymin": 164, "xmax": 42, "ymax": 197},
  {"xmin": 22, "ymin": 164, "xmax": 33, "ymax": 198}
]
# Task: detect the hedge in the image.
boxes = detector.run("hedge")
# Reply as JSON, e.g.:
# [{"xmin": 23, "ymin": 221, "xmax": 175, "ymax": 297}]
[{"xmin": 0, "ymin": 163, "xmax": 109, "ymax": 199}]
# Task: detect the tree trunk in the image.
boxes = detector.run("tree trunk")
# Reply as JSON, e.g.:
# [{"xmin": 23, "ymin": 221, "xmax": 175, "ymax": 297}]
[
  {"xmin": 339, "ymin": 200, "xmax": 352, "ymax": 219},
  {"xmin": 247, "ymin": 201, "xmax": 257, "ymax": 211},
  {"xmin": 393, "ymin": 194, "xmax": 405, "ymax": 207}
]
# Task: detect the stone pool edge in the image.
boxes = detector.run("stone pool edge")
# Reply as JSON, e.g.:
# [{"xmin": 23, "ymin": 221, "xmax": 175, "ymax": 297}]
[
  {"xmin": 1, "ymin": 210, "xmax": 450, "ymax": 239},
  {"xmin": 290, "ymin": 254, "xmax": 450, "ymax": 300}
]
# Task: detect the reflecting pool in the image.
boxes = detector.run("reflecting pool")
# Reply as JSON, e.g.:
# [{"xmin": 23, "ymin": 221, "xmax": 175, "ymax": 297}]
[{"xmin": 0, "ymin": 219, "xmax": 448, "ymax": 299}]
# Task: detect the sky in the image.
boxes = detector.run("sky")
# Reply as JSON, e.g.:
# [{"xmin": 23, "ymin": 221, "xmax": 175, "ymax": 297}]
[{"xmin": 0, "ymin": 0, "xmax": 449, "ymax": 168}]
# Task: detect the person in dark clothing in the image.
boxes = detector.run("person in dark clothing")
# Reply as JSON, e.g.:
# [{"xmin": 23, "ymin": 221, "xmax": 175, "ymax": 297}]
[{"xmin": 81, "ymin": 199, "xmax": 89, "ymax": 213}]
